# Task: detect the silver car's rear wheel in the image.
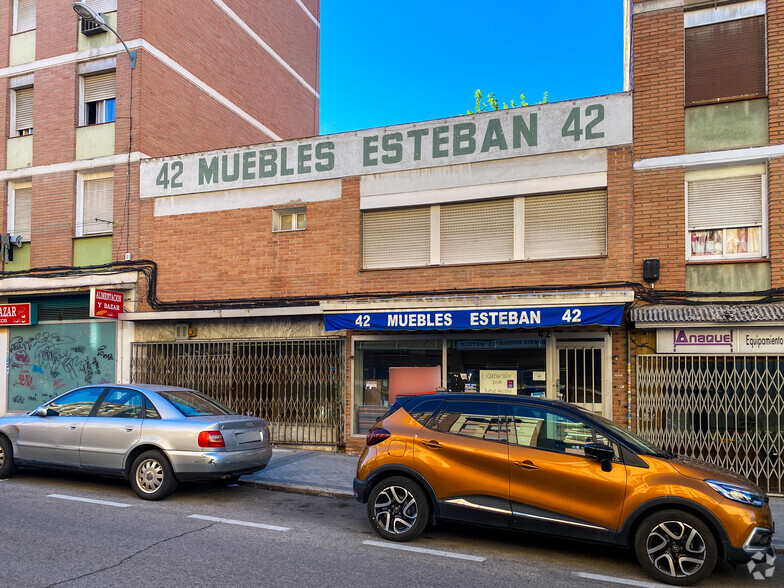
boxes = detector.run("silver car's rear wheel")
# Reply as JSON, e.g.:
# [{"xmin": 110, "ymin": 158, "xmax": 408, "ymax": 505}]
[{"xmin": 130, "ymin": 450, "xmax": 177, "ymax": 500}]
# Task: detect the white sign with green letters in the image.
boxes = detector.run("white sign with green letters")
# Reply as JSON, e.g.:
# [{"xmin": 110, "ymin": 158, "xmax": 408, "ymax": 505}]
[{"xmin": 140, "ymin": 94, "xmax": 631, "ymax": 199}]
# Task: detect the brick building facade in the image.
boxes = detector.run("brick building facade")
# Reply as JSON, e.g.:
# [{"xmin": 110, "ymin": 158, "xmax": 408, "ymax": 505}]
[{"xmin": 0, "ymin": 1, "xmax": 319, "ymax": 420}]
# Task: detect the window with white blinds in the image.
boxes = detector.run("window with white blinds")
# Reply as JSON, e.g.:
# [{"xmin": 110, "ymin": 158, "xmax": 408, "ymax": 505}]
[
  {"xmin": 14, "ymin": 0, "xmax": 36, "ymax": 34},
  {"xmin": 687, "ymin": 172, "xmax": 765, "ymax": 259},
  {"xmin": 13, "ymin": 88, "xmax": 33, "ymax": 136},
  {"xmin": 9, "ymin": 184, "xmax": 31, "ymax": 241},
  {"xmin": 86, "ymin": 0, "xmax": 117, "ymax": 12},
  {"xmin": 82, "ymin": 72, "xmax": 116, "ymax": 125},
  {"xmin": 441, "ymin": 199, "xmax": 514, "ymax": 264},
  {"xmin": 79, "ymin": 175, "xmax": 114, "ymax": 236},
  {"xmin": 363, "ymin": 207, "xmax": 430, "ymax": 269},
  {"xmin": 524, "ymin": 191, "xmax": 607, "ymax": 260}
]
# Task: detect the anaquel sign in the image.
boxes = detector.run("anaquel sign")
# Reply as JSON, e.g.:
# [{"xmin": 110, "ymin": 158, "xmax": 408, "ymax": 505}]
[{"xmin": 90, "ymin": 288, "xmax": 124, "ymax": 319}]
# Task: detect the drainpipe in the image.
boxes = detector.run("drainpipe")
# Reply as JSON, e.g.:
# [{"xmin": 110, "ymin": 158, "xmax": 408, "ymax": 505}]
[{"xmin": 627, "ymin": 328, "xmax": 632, "ymax": 431}]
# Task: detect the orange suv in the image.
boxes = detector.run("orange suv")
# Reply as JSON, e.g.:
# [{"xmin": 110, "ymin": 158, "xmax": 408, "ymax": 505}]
[{"xmin": 353, "ymin": 394, "xmax": 774, "ymax": 586}]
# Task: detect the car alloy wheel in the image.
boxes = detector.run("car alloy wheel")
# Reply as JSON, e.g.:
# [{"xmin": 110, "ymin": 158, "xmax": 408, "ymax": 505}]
[
  {"xmin": 634, "ymin": 510, "xmax": 717, "ymax": 586},
  {"xmin": 367, "ymin": 476, "xmax": 430, "ymax": 542},
  {"xmin": 374, "ymin": 485, "xmax": 418, "ymax": 534},
  {"xmin": 129, "ymin": 450, "xmax": 177, "ymax": 500}
]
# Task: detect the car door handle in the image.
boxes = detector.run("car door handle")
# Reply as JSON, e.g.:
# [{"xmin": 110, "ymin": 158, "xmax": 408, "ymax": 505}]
[
  {"xmin": 421, "ymin": 440, "xmax": 443, "ymax": 449},
  {"xmin": 68, "ymin": 425, "xmax": 78, "ymax": 430},
  {"xmin": 125, "ymin": 427, "xmax": 134, "ymax": 432},
  {"xmin": 514, "ymin": 460, "xmax": 539, "ymax": 471}
]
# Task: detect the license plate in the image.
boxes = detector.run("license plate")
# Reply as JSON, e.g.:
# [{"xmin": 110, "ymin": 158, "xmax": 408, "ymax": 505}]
[{"xmin": 234, "ymin": 430, "xmax": 260, "ymax": 444}]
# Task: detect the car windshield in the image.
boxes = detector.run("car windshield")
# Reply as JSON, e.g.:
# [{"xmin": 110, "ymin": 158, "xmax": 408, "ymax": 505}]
[
  {"xmin": 157, "ymin": 389, "xmax": 235, "ymax": 417},
  {"xmin": 584, "ymin": 410, "xmax": 671, "ymax": 458}
]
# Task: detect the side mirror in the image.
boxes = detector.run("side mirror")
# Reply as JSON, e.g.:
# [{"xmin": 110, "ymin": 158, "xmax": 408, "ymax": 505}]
[
  {"xmin": 31, "ymin": 407, "xmax": 48, "ymax": 417},
  {"xmin": 584, "ymin": 442, "xmax": 615, "ymax": 462}
]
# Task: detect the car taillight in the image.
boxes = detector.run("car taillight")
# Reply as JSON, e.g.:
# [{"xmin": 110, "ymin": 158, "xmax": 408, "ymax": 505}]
[
  {"xmin": 366, "ymin": 427, "xmax": 391, "ymax": 446},
  {"xmin": 198, "ymin": 430, "xmax": 225, "ymax": 447}
]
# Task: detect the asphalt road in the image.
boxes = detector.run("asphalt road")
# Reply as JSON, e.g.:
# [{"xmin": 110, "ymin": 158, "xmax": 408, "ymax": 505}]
[{"xmin": 0, "ymin": 469, "xmax": 780, "ymax": 588}]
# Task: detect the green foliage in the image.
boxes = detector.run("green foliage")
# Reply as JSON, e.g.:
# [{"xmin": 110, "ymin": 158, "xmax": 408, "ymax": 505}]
[{"xmin": 467, "ymin": 89, "xmax": 549, "ymax": 114}]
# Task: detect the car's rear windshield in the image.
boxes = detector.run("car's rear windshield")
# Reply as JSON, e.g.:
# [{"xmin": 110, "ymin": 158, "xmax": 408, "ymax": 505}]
[{"xmin": 157, "ymin": 389, "xmax": 235, "ymax": 417}]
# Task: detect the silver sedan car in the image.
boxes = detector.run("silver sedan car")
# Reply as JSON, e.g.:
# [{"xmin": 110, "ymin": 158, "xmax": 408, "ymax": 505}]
[{"xmin": 0, "ymin": 384, "xmax": 272, "ymax": 500}]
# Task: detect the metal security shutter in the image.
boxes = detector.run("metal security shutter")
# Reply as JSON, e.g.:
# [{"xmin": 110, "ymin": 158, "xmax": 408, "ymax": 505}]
[
  {"xmin": 687, "ymin": 175, "xmax": 762, "ymax": 229},
  {"xmin": 15, "ymin": 88, "xmax": 33, "ymax": 133},
  {"xmin": 685, "ymin": 16, "xmax": 766, "ymax": 104},
  {"xmin": 440, "ymin": 199, "xmax": 513, "ymax": 264},
  {"xmin": 84, "ymin": 72, "xmax": 116, "ymax": 103},
  {"xmin": 363, "ymin": 207, "xmax": 430, "ymax": 268},
  {"xmin": 13, "ymin": 187, "xmax": 31, "ymax": 241},
  {"xmin": 9, "ymin": 294, "xmax": 90, "ymax": 320},
  {"xmin": 82, "ymin": 176, "xmax": 114, "ymax": 235},
  {"xmin": 87, "ymin": 0, "xmax": 117, "ymax": 12},
  {"xmin": 524, "ymin": 190, "xmax": 606, "ymax": 259},
  {"xmin": 15, "ymin": 0, "xmax": 36, "ymax": 33}
]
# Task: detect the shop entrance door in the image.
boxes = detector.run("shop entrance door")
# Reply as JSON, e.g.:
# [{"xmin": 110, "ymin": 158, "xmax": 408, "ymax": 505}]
[{"xmin": 556, "ymin": 343, "xmax": 606, "ymax": 416}]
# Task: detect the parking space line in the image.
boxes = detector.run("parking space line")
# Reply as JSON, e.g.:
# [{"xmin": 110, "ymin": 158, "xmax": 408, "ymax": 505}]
[
  {"xmin": 187, "ymin": 514, "xmax": 290, "ymax": 531},
  {"xmin": 574, "ymin": 572, "xmax": 668, "ymax": 587},
  {"xmin": 362, "ymin": 539, "xmax": 486, "ymax": 562},
  {"xmin": 47, "ymin": 494, "xmax": 132, "ymax": 508}
]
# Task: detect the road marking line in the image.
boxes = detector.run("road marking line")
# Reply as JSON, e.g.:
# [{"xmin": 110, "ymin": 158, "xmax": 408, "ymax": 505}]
[
  {"xmin": 187, "ymin": 514, "xmax": 289, "ymax": 532},
  {"xmin": 574, "ymin": 572, "xmax": 669, "ymax": 587},
  {"xmin": 47, "ymin": 494, "xmax": 132, "ymax": 508},
  {"xmin": 362, "ymin": 539, "xmax": 486, "ymax": 562}
]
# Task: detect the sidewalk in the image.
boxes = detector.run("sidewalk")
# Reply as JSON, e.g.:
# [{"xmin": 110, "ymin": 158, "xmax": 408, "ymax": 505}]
[
  {"xmin": 241, "ymin": 448, "xmax": 784, "ymax": 553},
  {"xmin": 241, "ymin": 447, "xmax": 357, "ymax": 498}
]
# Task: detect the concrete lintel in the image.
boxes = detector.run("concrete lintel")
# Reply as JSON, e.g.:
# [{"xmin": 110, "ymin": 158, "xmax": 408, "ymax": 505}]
[
  {"xmin": 120, "ymin": 305, "xmax": 322, "ymax": 321},
  {"xmin": 634, "ymin": 144, "xmax": 784, "ymax": 171},
  {"xmin": 0, "ymin": 271, "xmax": 138, "ymax": 296}
]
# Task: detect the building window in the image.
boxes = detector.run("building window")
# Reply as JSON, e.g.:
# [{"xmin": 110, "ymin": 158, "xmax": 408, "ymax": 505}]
[
  {"xmin": 684, "ymin": 1, "xmax": 766, "ymax": 105},
  {"xmin": 80, "ymin": 72, "xmax": 116, "ymax": 126},
  {"xmin": 7, "ymin": 181, "xmax": 31, "ymax": 241},
  {"xmin": 13, "ymin": 0, "xmax": 36, "ymax": 34},
  {"xmin": 11, "ymin": 86, "xmax": 33, "ymax": 137},
  {"xmin": 77, "ymin": 172, "xmax": 114, "ymax": 236},
  {"xmin": 273, "ymin": 207, "xmax": 307, "ymax": 232},
  {"xmin": 361, "ymin": 190, "xmax": 607, "ymax": 269},
  {"xmin": 686, "ymin": 166, "xmax": 766, "ymax": 260}
]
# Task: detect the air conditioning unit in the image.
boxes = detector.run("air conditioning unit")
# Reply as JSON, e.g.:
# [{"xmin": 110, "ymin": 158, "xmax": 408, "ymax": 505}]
[{"xmin": 80, "ymin": 17, "xmax": 105, "ymax": 37}]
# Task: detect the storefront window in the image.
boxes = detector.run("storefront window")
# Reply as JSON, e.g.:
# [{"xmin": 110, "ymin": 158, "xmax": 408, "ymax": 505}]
[
  {"xmin": 7, "ymin": 321, "xmax": 116, "ymax": 412},
  {"xmin": 446, "ymin": 338, "xmax": 546, "ymax": 396},
  {"xmin": 354, "ymin": 340, "xmax": 442, "ymax": 434}
]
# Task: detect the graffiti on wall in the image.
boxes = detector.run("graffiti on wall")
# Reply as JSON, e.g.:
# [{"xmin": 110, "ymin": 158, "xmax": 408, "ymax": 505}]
[{"xmin": 7, "ymin": 322, "xmax": 116, "ymax": 411}]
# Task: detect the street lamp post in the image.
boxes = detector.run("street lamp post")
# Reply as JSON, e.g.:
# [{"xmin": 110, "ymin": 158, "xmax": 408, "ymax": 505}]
[{"xmin": 72, "ymin": 2, "xmax": 137, "ymax": 69}]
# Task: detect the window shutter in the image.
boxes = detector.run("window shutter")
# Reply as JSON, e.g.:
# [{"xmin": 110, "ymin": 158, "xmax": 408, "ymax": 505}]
[
  {"xmin": 82, "ymin": 176, "xmax": 114, "ymax": 235},
  {"xmin": 87, "ymin": 0, "xmax": 117, "ymax": 12},
  {"xmin": 83, "ymin": 72, "xmax": 116, "ymax": 103},
  {"xmin": 440, "ymin": 199, "xmax": 514, "ymax": 265},
  {"xmin": 15, "ymin": 0, "xmax": 36, "ymax": 33},
  {"xmin": 524, "ymin": 191, "xmax": 607, "ymax": 260},
  {"xmin": 363, "ymin": 207, "xmax": 430, "ymax": 268},
  {"xmin": 13, "ymin": 187, "xmax": 31, "ymax": 241},
  {"xmin": 687, "ymin": 175, "xmax": 762, "ymax": 229},
  {"xmin": 15, "ymin": 88, "xmax": 33, "ymax": 133},
  {"xmin": 685, "ymin": 16, "xmax": 766, "ymax": 104}
]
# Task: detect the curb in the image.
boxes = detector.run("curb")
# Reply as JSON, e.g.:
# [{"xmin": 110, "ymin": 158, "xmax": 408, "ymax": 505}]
[{"xmin": 240, "ymin": 478, "xmax": 354, "ymax": 500}]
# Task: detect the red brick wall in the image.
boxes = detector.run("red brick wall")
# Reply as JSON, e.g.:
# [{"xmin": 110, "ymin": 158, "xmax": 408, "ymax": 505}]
[
  {"xmin": 30, "ymin": 172, "xmax": 74, "ymax": 266},
  {"xmin": 140, "ymin": 0, "xmax": 319, "ymax": 146},
  {"xmin": 32, "ymin": 64, "xmax": 77, "ymax": 166},
  {"xmin": 632, "ymin": 6, "xmax": 684, "ymax": 159},
  {"xmin": 767, "ymin": 2, "xmax": 784, "ymax": 285}
]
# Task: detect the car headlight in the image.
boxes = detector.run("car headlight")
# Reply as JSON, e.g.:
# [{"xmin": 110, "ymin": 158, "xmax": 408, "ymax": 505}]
[{"xmin": 706, "ymin": 479, "xmax": 765, "ymax": 507}]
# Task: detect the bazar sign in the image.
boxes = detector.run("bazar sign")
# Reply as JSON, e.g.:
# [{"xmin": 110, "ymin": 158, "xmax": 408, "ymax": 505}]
[
  {"xmin": 140, "ymin": 94, "xmax": 631, "ymax": 198},
  {"xmin": 658, "ymin": 328, "xmax": 784, "ymax": 354},
  {"xmin": 324, "ymin": 305, "xmax": 624, "ymax": 332},
  {"xmin": 90, "ymin": 288, "xmax": 124, "ymax": 319},
  {"xmin": 0, "ymin": 303, "xmax": 36, "ymax": 325}
]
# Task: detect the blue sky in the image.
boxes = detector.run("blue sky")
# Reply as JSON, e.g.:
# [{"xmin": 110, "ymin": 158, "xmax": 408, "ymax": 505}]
[{"xmin": 319, "ymin": 1, "xmax": 626, "ymax": 134}]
